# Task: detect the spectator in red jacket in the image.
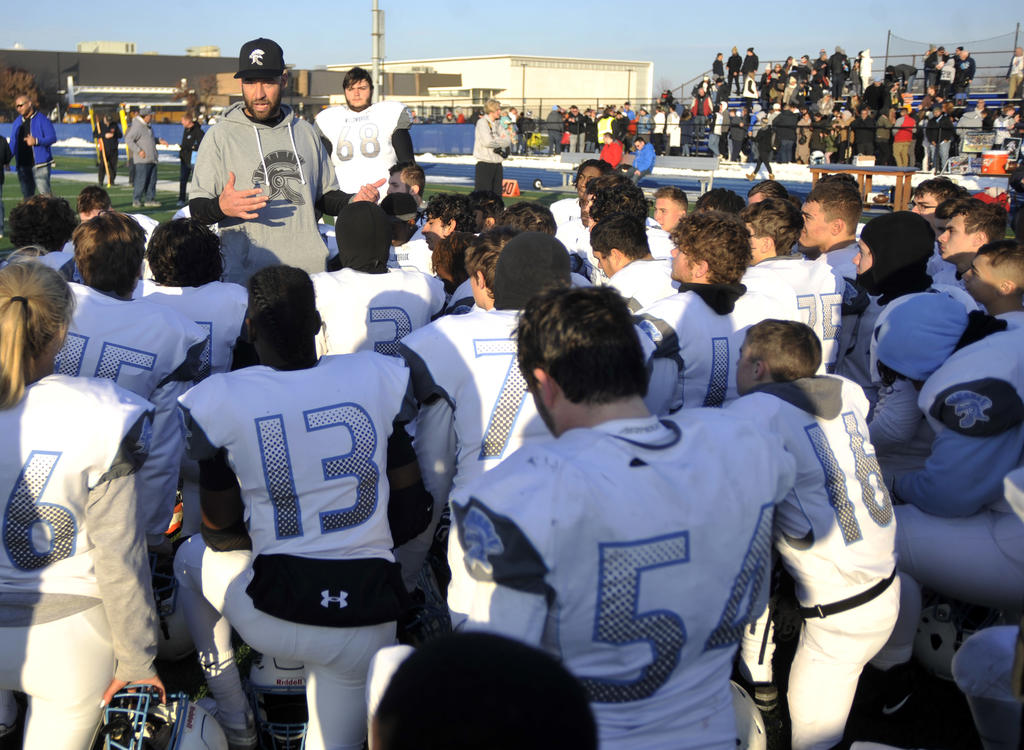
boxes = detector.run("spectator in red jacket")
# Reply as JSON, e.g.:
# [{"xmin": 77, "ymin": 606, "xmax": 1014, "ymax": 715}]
[
  {"xmin": 893, "ymin": 107, "xmax": 916, "ymax": 167},
  {"xmin": 600, "ymin": 133, "xmax": 624, "ymax": 168}
]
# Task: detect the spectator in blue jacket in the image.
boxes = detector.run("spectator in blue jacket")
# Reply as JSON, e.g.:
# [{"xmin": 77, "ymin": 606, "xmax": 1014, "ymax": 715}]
[
  {"xmin": 622, "ymin": 136, "xmax": 656, "ymax": 184},
  {"xmin": 10, "ymin": 93, "xmax": 57, "ymax": 198}
]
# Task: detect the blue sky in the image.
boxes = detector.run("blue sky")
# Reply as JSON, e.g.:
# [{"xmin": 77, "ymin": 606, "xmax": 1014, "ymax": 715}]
[{"xmin": 5, "ymin": 1, "xmax": 1022, "ymax": 90}]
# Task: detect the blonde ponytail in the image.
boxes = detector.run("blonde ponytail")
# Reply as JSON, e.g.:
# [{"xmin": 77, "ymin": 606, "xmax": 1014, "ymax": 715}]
[{"xmin": 0, "ymin": 263, "xmax": 75, "ymax": 408}]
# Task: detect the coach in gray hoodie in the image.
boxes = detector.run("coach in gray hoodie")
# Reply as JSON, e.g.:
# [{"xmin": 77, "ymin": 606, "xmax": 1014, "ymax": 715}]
[{"xmin": 188, "ymin": 38, "xmax": 381, "ymax": 282}]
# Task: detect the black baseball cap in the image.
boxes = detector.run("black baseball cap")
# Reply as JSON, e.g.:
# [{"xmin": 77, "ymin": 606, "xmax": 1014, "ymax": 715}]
[{"xmin": 235, "ymin": 38, "xmax": 285, "ymax": 79}]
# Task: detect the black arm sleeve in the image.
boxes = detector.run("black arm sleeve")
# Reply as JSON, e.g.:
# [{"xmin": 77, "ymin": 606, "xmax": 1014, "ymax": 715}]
[
  {"xmin": 189, "ymin": 196, "xmax": 226, "ymax": 225},
  {"xmin": 316, "ymin": 189, "xmax": 354, "ymax": 216},
  {"xmin": 198, "ymin": 448, "xmax": 238, "ymax": 492},
  {"xmin": 201, "ymin": 520, "xmax": 252, "ymax": 552},
  {"xmin": 386, "ymin": 422, "xmax": 433, "ymax": 547},
  {"xmin": 391, "ymin": 128, "xmax": 414, "ymax": 164}
]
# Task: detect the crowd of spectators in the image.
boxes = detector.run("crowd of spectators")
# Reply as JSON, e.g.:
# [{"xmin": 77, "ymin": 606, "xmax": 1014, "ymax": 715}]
[{"xmin": 487, "ymin": 44, "xmax": 1023, "ymax": 175}]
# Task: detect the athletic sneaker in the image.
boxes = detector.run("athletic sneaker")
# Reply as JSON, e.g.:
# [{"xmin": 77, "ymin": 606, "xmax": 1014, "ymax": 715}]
[
  {"xmin": 143, "ymin": 201, "xmax": 161, "ymax": 208},
  {"xmin": 878, "ymin": 662, "xmax": 915, "ymax": 715},
  {"xmin": 132, "ymin": 201, "xmax": 143, "ymax": 208}
]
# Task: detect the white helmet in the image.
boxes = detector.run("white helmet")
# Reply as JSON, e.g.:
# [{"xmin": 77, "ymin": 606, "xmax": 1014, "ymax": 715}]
[
  {"xmin": 730, "ymin": 680, "xmax": 768, "ymax": 750},
  {"xmin": 913, "ymin": 599, "xmax": 1000, "ymax": 680},
  {"xmin": 151, "ymin": 552, "xmax": 195, "ymax": 662},
  {"xmin": 246, "ymin": 654, "xmax": 308, "ymax": 749},
  {"xmin": 93, "ymin": 689, "xmax": 228, "ymax": 750}
]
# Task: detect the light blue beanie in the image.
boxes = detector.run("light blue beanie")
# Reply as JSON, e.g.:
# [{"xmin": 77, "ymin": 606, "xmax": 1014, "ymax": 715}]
[{"xmin": 875, "ymin": 294, "xmax": 968, "ymax": 381}]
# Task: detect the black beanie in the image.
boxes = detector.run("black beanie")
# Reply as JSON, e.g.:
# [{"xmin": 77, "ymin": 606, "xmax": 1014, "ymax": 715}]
[
  {"xmin": 381, "ymin": 193, "xmax": 419, "ymax": 222},
  {"xmin": 335, "ymin": 202, "xmax": 391, "ymax": 274},
  {"xmin": 492, "ymin": 232, "xmax": 571, "ymax": 310},
  {"xmin": 857, "ymin": 211, "xmax": 934, "ymax": 303}
]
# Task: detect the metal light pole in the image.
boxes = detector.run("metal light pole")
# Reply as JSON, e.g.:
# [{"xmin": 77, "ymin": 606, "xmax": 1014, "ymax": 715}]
[{"xmin": 372, "ymin": 1, "xmax": 385, "ymax": 96}]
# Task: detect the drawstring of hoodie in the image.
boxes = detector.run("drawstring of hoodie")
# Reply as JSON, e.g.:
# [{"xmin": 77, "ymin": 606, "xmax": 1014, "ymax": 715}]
[
  {"xmin": 252, "ymin": 125, "xmax": 270, "ymax": 185},
  {"xmin": 250, "ymin": 115, "xmax": 307, "ymax": 189},
  {"xmin": 287, "ymin": 120, "xmax": 306, "ymax": 186}
]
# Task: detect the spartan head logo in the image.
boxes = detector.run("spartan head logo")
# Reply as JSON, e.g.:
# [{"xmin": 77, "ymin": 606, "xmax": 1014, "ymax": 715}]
[
  {"xmin": 636, "ymin": 318, "xmax": 662, "ymax": 345},
  {"xmin": 249, "ymin": 48, "xmax": 265, "ymax": 66},
  {"xmin": 945, "ymin": 390, "xmax": 992, "ymax": 430},
  {"xmin": 461, "ymin": 507, "xmax": 504, "ymax": 577},
  {"xmin": 252, "ymin": 151, "xmax": 306, "ymax": 205}
]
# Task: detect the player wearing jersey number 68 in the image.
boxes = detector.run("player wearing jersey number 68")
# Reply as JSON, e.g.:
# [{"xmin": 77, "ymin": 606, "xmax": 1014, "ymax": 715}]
[
  {"xmin": 454, "ymin": 286, "xmax": 796, "ymax": 750},
  {"xmin": 174, "ymin": 265, "xmax": 431, "ymax": 750},
  {"xmin": 0, "ymin": 262, "xmax": 164, "ymax": 749},
  {"xmin": 728, "ymin": 320, "xmax": 898, "ymax": 750},
  {"xmin": 315, "ymin": 66, "xmax": 414, "ymax": 198}
]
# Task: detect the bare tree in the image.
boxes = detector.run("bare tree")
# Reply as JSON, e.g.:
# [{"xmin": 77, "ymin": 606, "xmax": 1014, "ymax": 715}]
[
  {"xmin": 656, "ymin": 77, "xmax": 676, "ymax": 96},
  {"xmin": 172, "ymin": 78, "xmax": 199, "ymax": 117},
  {"xmin": 0, "ymin": 65, "xmax": 41, "ymax": 110},
  {"xmin": 197, "ymin": 75, "xmax": 218, "ymax": 119}
]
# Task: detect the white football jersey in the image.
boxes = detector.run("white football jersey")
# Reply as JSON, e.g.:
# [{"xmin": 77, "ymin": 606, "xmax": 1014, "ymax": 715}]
[
  {"xmin": 998, "ymin": 310, "xmax": 1024, "ymax": 330},
  {"xmin": 728, "ymin": 376, "xmax": 896, "ymax": 605},
  {"xmin": 445, "ymin": 277, "xmax": 476, "ymax": 315},
  {"xmin": 400, "ymin": 307, "xmax": 555, "ymax": 622},
  {"xmin": 54, "ymin": 283, "xmax": 206, "ymax": 539},
  {"xmin": 178, "ymin": 353, "xmax": 412, "ymax": 560},
  {"xmin": 388, "ymin": 237, "xmax": 433, "ymax": 275},
  {"xmin": 315, "ymin": 100, "xmax": 411, "ymax": 194},
  {"xmin": 554, "ymin": 218, "xmax": 600, "ymax": 283},
  {"xmin": 0, "ymin": 375, "xmax": 152, "ymax": 599},
  {"xmin": 927, "ymin": 243, "xmax": 962, "ymax": 289},
  {"xmin": 312, "ymin": 267, "xmax": 445, "ymax": 357},
  {"xmin": 549, "ymin": 197, "xmax": 581, "ymax": 227},
  {"xmin": 400, "ymin": 307, "xmax": 551, "ymax": 492},
  {"xmin": 608, "ymin": 259, "xmax": 678, "ymax": 312},
  {"xmin": 136, "ymin": 280, "xmax": 248, "ymax": 380},
  {"xmin": 637, "ymin": 288, "xmax": 800, "ymax": 410},
  {"xmin": 33, "ymin": 249, "xmax": 77, "ymax": 280},
  {"xmin": 646, "ymin": 225, "xmax": 675, "ymax": 261},
  {"xmin": 742, "ymin": 256, "xmax": 845, "ymax": 372},
  {"xmin": 453, "ymin": 411, "xmax": 796, "ymax": 750},
  {"xmin": 817, "ymin": 242, "xmax": 859, "ymax": 282}
]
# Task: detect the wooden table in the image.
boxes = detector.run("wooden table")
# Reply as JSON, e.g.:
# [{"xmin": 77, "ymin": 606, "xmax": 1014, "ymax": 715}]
[{"xmin": 808, "ymin": 165, "xmax": 920, "ymax": 211}]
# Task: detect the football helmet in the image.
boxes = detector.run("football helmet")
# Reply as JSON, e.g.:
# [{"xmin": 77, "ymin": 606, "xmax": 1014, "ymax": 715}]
[
  {"xmin": 730, "ymin": 680, "xmax": 768, "ymax": 750},
  {"xmin": 150, "ymin": 552, "xmax": 195, "ymax": 662},
  {"xmin": 914, "ymin": 597, "xmax": 1001, "ymax": 681},
  {"xmin": 246, "ymin": 654, "xmax": 308, "ymax": 749},
  {"xmin": 93, "ymin": 689, "xmax": 227, "ymax": 750}
]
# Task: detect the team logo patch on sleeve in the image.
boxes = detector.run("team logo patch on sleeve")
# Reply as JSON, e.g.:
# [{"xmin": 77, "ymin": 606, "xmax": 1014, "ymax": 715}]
[
  {"xmin": 452, "ymin": 497, "xmax": 551, "ymax": 594},
  {"xmin": 636, "ymin": 318, "xmax": 663, "ymax": 345},
  {"xmin": 944, "ymin": 391, "xmax": 992, "ymax": 430},
  {"xmin": 461, "ymin": 506, "xmax": 504, "ymax": 577},
  {"xmin": 931, "ymin": 379, "xmax": 1024, "ymax": 436}
]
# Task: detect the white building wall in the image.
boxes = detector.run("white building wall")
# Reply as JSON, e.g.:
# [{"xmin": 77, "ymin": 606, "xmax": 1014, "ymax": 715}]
[{"xmin": 328, "ymin": 55, "xmax": 653, "ymax": 107}]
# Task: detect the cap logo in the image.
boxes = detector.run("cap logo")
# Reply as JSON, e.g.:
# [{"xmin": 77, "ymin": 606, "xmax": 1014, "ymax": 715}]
[{"xmin": 249, "ymin": 49, "xmax": 265, "ymax": 66}]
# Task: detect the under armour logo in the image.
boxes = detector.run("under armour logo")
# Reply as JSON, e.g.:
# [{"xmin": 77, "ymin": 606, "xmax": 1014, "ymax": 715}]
[
  {"xmin": 462, "ymin": 506, "xmax": 504, "ymax": 577},
  {"xmin": 249, "ymin": 49, "xmax": 265, "ymax": 66},
  {"xmin": 320, "ymin": 589, "xmax": 348, "ymax": 609},
  {"xmin": 945, "ymin": 390, "xmax": 992, "ymax": 429}
]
